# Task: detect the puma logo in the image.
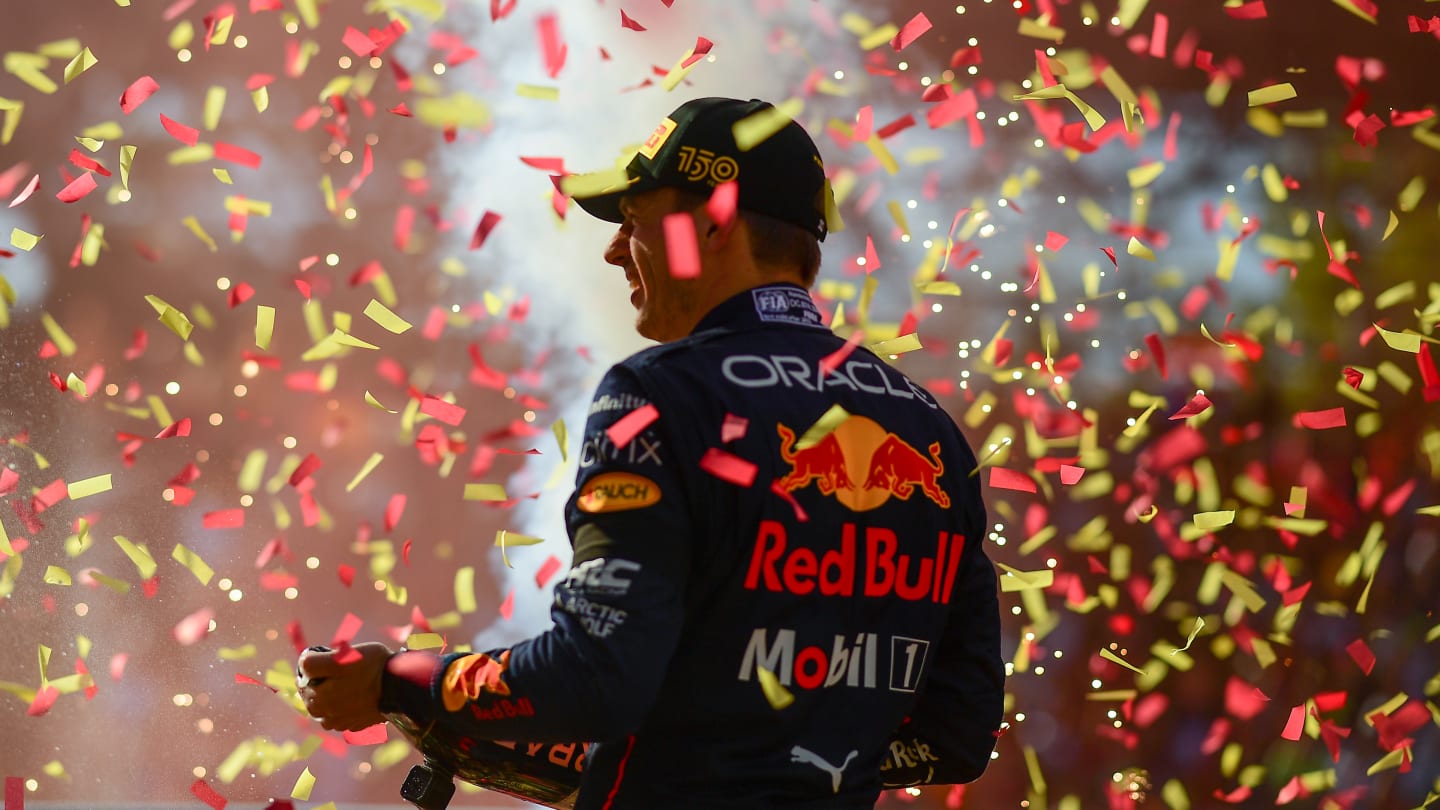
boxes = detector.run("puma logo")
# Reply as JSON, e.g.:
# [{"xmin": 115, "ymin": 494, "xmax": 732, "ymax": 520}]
[{"xmin": 790, "ymin": 745, "xmax": 859, "ymax": 794}]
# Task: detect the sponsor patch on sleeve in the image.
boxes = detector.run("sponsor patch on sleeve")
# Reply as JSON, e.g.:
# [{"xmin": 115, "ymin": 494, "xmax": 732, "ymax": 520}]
[{"xmin": 576, "ymin": 471, "xmax": 662, "ymax": 513}]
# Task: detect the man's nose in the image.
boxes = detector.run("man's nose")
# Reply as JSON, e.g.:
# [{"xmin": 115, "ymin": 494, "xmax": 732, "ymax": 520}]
[{"xmin": 604, "ymin": 229, "xmax": 631, "ymax": 267}]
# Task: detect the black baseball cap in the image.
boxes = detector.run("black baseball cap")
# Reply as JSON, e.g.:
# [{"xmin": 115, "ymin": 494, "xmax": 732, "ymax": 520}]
[{"xmin": 572, "ymin": 97, "xmax": 831, "ymax": 241}]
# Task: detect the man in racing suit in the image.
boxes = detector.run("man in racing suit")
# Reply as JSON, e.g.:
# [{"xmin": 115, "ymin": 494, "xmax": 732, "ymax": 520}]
[{"xmin": 300, "ymin": 97, "xmax": 1005, "ymax": 809}]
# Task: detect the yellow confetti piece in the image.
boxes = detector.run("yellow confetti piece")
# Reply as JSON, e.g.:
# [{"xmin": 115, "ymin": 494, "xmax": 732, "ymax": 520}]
[
  {"xmin": 346, "ymin": 452, "xmax": 384, "ymax": 492},
  {"xmin": 75, "ymin": 135, "xmax": 104, "ymax": 151},
  {"xmin": 291, "ymin": 767, "xmax": 316, "ymax": 801},
  {"xmin": 733, "ymin": 98, "xmax": 804, "ymax": 152},
  {"xmin": 560, "ymin": 167, "xmax": 633, "ymax": 200},
  {"xmin": 515, "ymin": 83, "xmax": 559, "ymax": 101},
  {"xmin": 44, "ymin": 566, "xmax": 72, "ymax": 586},
  {"xmin": 63, "ymin": 47, "xmax": 98, "ymax": 84},
  {"xmin": 552, "ymin": 419, "xmax": 569, "ymax": 464},
  {"xmin": 1373, "ymin": 323, "xmax": 1422, "ymax": 353},
  {"xmin": 1127, "ymin": 162, "xmax": 1166, "ymax": 189},
  {"xmin": 997, "ymin": 564, "xmax": 1055, "ymax": 592},
  {"xmin": 406, "ymin": 632, "xmax": 445, "ymax": 651},
  {"xmin": 1098, "ymin": 65, "xmax": 1142, "ymax": 132},
  {"xmin": 255, "ymin": 305, "xmax": 275, "ymax": 350},
  {"xmin": 1126, "ymin": 236, "xmax": 1157, "ymax": 261},
  {"xmin": 62, "ymin": 371, "xmax": 87, "ymax": 396},
  {"xmin": 0, "ymin": 97, "xmax": 22, "ymax": 145},
  {"xmin": 10, "ymin": 227, "xmax": 42, "ymax": 251},
  {"xmin": 112, "ymin": 535, "xmax": 157, "ymax": 579},
  {"xmin": 794, "ymin": 404, "xmax": 851, "ymax": 451},
  {"xmin": 1192, "ymin": 510, "xmax": 1236, "ymax": 531},
  {"xmin": 1017, "ymin": 16, "xmax": 1066, "ymax": 41},
  {"xmin": 919, "ymin": 280, "xmax": 961, "ymax": 296},
  {"xmin": 495, "ymin": 529, "xmax": 545, "ymax": 569},
  {"xmin": 363, "ymin": 299, "xmax": 412, "ymax": 334},
  {"xmin": 117, "ymin": 144, "xmax": 136, "ymax": 191},
  {"xmin": 464, "ymin": 483, "xmax": 508, "ymax": 501},
  {"xmin": 182, "ymin": 216, "xmax": 218, "ymax": 252},
  {"xmin": 1099, "ymin": 647, "xmax": 1148, "ymax": 675},
  {"xmin": 1248, "ymin": 83, "xmax": 1297, "ymax": 107},
  {"xmin": 145, "ymin": 294, "xmax": 195, "ymax": 340},
  {"xmin": 362, "ymin": 390, "xmax": 398, "ymax": 414},
  {"xmin": 40, "ymin": 313, "xmax": 77, "ymax": 356},
  {"xmin": 757, "ymin": 667, "xmax": 794, "ymax": 710},
  {"xmin": 90, "ymin": 570, "xmax": 131, "ymax": 594},
  {"xmin": 67, "ymin": 474, "xmax": 112, "ymax": 500},
  {"xmin": 216, "ymin": 644, "xmax": 256, "ymax": 661},
  {"xmin": 864, "ymin": 134, "xmax": 899, "ymax": 176},
  {"xmin": 868, "ymin": 333, "xmax": 923, "ymax": 356},
  {"xmin": 172, "ymin": 544, "xmax": 214, "ymax": 585},
  {"xmin": 454, "ymin": 566, "xmax": 476, "ymax": 613},
  {"xmin": 1171, "ymin": 617, "xmax": 1206, "ymax": 655}
]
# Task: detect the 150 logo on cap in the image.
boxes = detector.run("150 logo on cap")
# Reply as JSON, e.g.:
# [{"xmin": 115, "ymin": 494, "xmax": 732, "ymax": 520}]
[
  {"xmin": 675, "ymin": 145, "xmax": 739, "ymax": 186},
  {"xmin": 638, "ymin": 117, "xmax": 678, "ymax": 160},
  {"xmin": 577, "ymin": 471, "xmax": 661, "ymax": 512}
]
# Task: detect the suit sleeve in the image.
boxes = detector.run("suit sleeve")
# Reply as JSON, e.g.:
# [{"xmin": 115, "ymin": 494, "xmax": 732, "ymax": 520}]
[
  {"xmin": 380, "ymin": 365, "xmax": 693, "ymax": 742},
  {"xmin": 880, "ymin": 475, "xmax": 1005, "ymax": 787}
]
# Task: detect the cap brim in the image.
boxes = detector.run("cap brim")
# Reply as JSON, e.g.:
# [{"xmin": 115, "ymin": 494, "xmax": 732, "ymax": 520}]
[{"xmin": 572, "ymin": 173, "xmax": 663, "ymax": 224}]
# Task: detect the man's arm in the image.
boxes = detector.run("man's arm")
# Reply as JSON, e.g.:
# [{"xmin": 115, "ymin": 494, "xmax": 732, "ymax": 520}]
[
  {"xmin": 881, "ymin": 488, "xmax": 1005, "ymax": 787},
  {"xmin": 379, "ymin": 366, "xmax": 693, "ymax": 743}
]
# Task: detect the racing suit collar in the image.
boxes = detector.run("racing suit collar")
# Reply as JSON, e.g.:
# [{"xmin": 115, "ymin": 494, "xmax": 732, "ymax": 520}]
[{"xmin": 690, "ymin": 283, "xmax": 828, "ymax": 336}]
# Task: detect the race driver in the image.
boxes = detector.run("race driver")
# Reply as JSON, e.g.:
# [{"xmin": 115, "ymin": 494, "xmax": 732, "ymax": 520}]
[{"xmin": 299, "ymin": 96, "xmax": 1005, "ymax": 809}]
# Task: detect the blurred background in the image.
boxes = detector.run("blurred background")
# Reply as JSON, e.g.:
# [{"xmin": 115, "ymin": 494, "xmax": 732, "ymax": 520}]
[{"xmin": 1, "ymin": 0, "xmax": 1437, "ymax": 808}]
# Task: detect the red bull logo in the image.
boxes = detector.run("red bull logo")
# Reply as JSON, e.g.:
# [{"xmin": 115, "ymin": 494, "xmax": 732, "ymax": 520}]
[{"xmin": 777, "ymin": 416, "xmax": 950, "ymax": 511}]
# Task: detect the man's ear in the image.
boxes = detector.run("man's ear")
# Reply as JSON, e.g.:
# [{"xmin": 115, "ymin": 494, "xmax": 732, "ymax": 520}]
[{"xmin": 694, "ymin": 208, "xmax": 737, "ymax": 253}]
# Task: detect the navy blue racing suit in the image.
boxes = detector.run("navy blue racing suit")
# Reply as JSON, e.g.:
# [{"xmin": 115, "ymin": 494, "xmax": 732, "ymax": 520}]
[{"xmin": 381, "ymin": 282, "xmax": 1005, "ymax": 808}]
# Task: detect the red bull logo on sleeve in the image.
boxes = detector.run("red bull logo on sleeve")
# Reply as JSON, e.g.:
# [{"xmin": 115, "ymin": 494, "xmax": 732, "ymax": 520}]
[{"xmin": 777, "ymin": 416, "xmax": 950, "ymax": 511}]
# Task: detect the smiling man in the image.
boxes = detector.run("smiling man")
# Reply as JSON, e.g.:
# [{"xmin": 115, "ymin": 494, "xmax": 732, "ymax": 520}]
[{"xmin": 299, "ymin": 97, "xmax": 1005, "ymax": 810}]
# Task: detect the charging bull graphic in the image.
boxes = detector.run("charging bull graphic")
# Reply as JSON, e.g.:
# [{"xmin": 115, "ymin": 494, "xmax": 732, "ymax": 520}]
[{"xmin": 777, "ymin": 416, "xmax": 950, "ymax": 511}]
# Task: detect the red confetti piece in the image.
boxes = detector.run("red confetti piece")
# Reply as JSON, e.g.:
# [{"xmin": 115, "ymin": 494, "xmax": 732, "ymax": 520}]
[
  {"xmin": 498, "ymin": 588, "xmax": 514, "ymax": 619},
  {"xmin": 535, "ymin": 554, "xmax": 562, "ymax": 589},
  {"xmin": 190, "ymin": 780, "xmax": 227, "ymax": 810},
  {"xmin": 343, "ymin": 723, "xmax": 388, "ymax": 746},
  {"xmin": 342, "ymin": 26, "xmax": 377, "ymax": 56},
  {"xmin": 619, "ymin": 8, "xmax": 646, "ymax": 30},
  {"xmin": 680, "ymin": 36, "xmax": 714, "ymax": 69},
  {"xmin": 419, "ymin": 395, "xmax": 466, "ymax": 426},
  {"xmin": 55, "ymin": 173, "xmax": 98, "ymax": 204},
  {"xmin": 6, "ymin": 776, "xmax": 23, "ymax": 810},
  {"xmin": 606, "ymin": 403, "xmax": 659, "ymax": 449},
  {"xmin": 1345, "ymin": 638, "xmax": 1375, "ymax": 674},
  {"xmin": 707, "ymin": 180, "xmax": 738, "ymax": 228},
  {"xmin": 384, "ymin": 494, "xmax": 406, "ymax": 531},
  {"xmin": 989, "ymin": 467, "xmax": 1037, "ymax": 492},
  {"xmin": 1101, "ymin": 246, "xmax": 1118, "ymax": 266},
  {"xmin": 1144, "ymin": 333, "xmax": 1168, "ymax": 379},
  {"xmin": 69, "ymin": 151, "xmax": 110, "ymax": 176},
  {"xmin": 1059, "ymin": 464, "xmax": 1085, "ymax": 485},
  {"xmin": 401, "ymin": 538, "xmax": 413, "ymax": 566},
  {"xmin": 720, "ymin": 413, "xmax": 749, "ymax": 443},
  {"xmin": 155, "ymin": 418, "xmax": 192, "ymax": 439},
  {"xmin": 160, "ymin": 113, "xmax": 200, "ymax": 146},
  {"xmin": 469, "ymin": 210, "xmax": 502, "ymax": 250},
  {"xmin": 819, "ymin": 329, "xmax": 864, "ymax": 377},
  {"xmin": 926, "ymin": 87, "xmax": 977, "ymax": 130},
  {"xmin": 120, "ymin": 75, "xmax": 160, "ymax": 114},
  {"xmin": 174, "ymin": 608, "xmax": 216, "ymax": 646},
  {"xmin": 26, "ymin": 684, "xmax": 59, "ymax": 717},
  {"xmin": 1168, "ymin": 393, "xmax": 1213, "ymax": 420},
  {"xmin": 891, "ymin": 12, "xmax": 932, "ymax": 51},
  {"xmin": 214, "ymin": 142, "xmax": 262, "ymax": 168},
  {"xmin": 662, "ymin": 212, "xmax": 701, "ymax": 278},
  {"xmin": 337, "ymin": 563, "xmax": 355, "ymax": 587},
  {"xmin": 1281, "ymin": 704, "xmax": 1306, "ymax": 740},
  {"xmin": 1293, "ymin": 408, "xmax": 1346, "ymax": 430},
  {"xmin": 203, "ymin": 508, "xmax": 245, "ymax": 528},
  {"xmin": 288, "ymin": 453, "xmax": 321, "ymax": 487},
  {"xmin": 1225, "ymin": 0, "xmax": 1267, "ymax": 18},
  {"xmin": 7, "ymin": 173, "xmax": 39, "ymax": 208},
  {"xmin": 1043, "ymin": 231, "xmax": 1068, "ymax": 251},
  {"xmin": 1223, "ymin": 677, "xmax": 1270, "ymax": 720},
  {"xmin": 235, "ymin": 673, "xmax": 275, "ymax": 691},
  {"xmin": 332, "ymin": 613, "xmax": 363, "ymax": 646},
  {"xmin": 537, "ymin": 13, "xmax": 567, "ymax": 79},
  {"xmin": 699, "ymin": 448, "xmax": 757, "ymax": 487},
  {"xmin": 876, "ymin": 113, "xmax": 915, "ymax": 139},
  {"xmin": 490, "ymin": 0, "xmax": 517, "ymax": 20}
]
